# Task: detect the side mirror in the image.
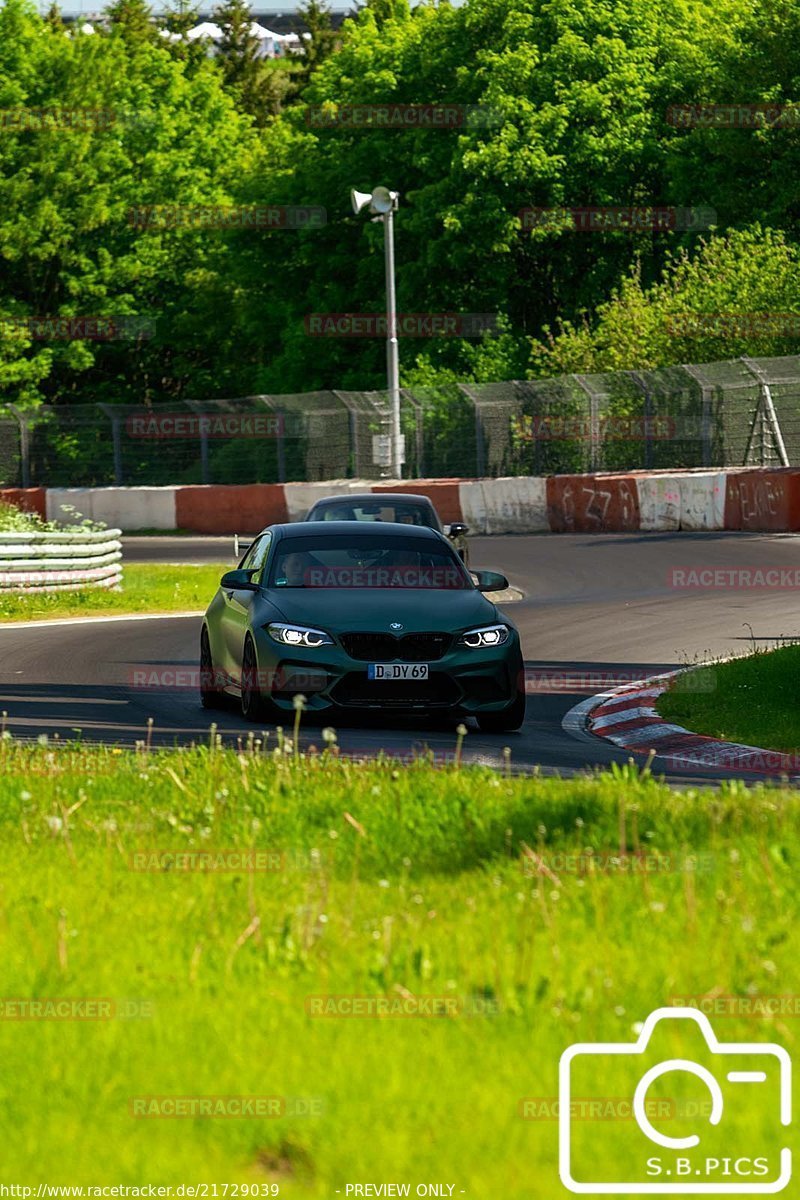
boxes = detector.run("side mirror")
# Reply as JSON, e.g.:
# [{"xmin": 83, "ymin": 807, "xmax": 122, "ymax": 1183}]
[
  {"xmin": 472, "ymin": 569, "xmax": 508, "ymax": 593},
  {"xmin": 448, "ymin": 522, "xmax": 470, "ymax": 538},
  {"xmin": 220, "ymin": 568, "xmax": 258, "ymax": 591}
]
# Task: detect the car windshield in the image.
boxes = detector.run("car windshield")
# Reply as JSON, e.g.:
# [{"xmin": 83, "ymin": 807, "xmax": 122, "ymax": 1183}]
[
  {"xmin": 310, "ymin": 501, "xmax": 438, "ymax": 529},
  {"xmin": 269, "ymin": 533, "xmax": 472, "ymax": 589}
]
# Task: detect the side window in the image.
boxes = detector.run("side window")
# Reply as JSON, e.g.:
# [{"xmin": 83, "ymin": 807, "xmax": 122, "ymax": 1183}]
[
  {"xmin": 239, "ymin": 536, "xmax": 263, "ymax": 570},
  {"xmin": 239, "ymin": 533, "xmax": 272, "ymax": 581},
  {"xmin": 250, "ymin": 532, "xmax": 272, "ymax": 584}
]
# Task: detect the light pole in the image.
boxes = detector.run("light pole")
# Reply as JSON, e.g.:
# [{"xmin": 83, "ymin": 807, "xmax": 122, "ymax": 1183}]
[{"xmin": 351, "ymin": 185, "xmax": 403, "ymax": 478}]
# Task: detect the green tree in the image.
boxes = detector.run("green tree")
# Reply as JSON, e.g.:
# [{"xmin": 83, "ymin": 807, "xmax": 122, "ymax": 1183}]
[
  {"xmin": 292, "ymin": 0, "xmax": 337, "ymax": 95},
  {"xmin": 104, "ymin": 0, "xmax": 155, "ymax": 44},
  {"xmin": 0, "ymin": 0, "xmax": 261, "ymax": 411},
  {"xmin": 212, "ymin": 0, "xmax": 272, "ymax": 122},
  {"xmin": 160, "ymin": 0, "xmax": 208, "ymax": 72},
  {"xmin": 236, "ymin": 0, "xmax": 739, "ymax": 393},
  {"xmin": 529, "ymin": 228, "xmax": 800, "ymax": 375},
  {"xmin": 43, "ymin": 2, "xmax": 64, "ymax": 32}
]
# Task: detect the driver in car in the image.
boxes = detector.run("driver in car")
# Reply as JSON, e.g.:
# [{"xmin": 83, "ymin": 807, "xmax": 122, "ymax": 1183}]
[{"xmin": 276, "ymin": 551, "xmax": 317, "ymax": 586}]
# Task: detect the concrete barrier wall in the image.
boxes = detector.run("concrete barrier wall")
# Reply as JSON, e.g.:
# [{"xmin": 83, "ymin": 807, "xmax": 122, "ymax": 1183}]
[
  {"xmin": 5, "ymin": 468, "xmax": 800, "ymax": 534},
  {"xmin": 459, "ymin": 477, "xmax": 548, "ymax": 534},
  {"xmin": 635, "ymin": 472, "xmax": 726, "ymax": 532},
  {"xmin": 175, "ymin": 485, "xmax": 288, "ymax": 534},
  {"xmin": 283, "ymin": 480, "xmax": 370, "ymax": 523},
  {"xmin": 547, "ymin": 473, "xmax": 640, "ymax": 533},
  {"xmin": 724, "ymin": 468, "xmax": 800, "ymax": 531},
  {"xmin": 47, "ymin": 487, "xmax": 177, "ymax": 531},
  {"xmin": 0, "ymin": 487, "xmax": 47, "ymax": 521}
]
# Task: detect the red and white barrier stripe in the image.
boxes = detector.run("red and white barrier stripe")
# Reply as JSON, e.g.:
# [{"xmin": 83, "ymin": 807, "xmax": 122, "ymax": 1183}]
[
  {"xmin": 3, "ymin": 466, "xmax": 800, "ymax": 535},
  {"xmin": 585, "ymin": 671, "xmax": 800, "ymax": 780}
]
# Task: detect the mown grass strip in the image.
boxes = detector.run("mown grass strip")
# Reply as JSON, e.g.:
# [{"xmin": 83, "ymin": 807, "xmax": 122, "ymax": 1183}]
[
  {"xmin": 657, "ymin": 645, "xmax": 800, "ymax": 752},
  {"xmin": 0, "ymin": 562, "xmax": 227, "ymax": 622}
]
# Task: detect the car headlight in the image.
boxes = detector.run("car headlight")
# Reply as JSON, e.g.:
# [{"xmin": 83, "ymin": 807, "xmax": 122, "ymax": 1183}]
[
  {"xmin": 458, "ymin": 623, "xmax": 510, "ymax": 649},
  {"xmin": 266, "ymin": 622, "xmax": 333, "ymax": 648}
]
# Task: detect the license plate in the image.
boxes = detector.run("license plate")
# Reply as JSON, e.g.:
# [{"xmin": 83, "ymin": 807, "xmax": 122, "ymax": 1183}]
[{"xmin": 367, "ymin": 663, "xmax": 429, "ymax": 681}]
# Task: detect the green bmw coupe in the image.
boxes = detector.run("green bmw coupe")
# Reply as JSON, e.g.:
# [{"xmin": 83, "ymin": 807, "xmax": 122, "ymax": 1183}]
[{"xmin": 200, "ymin": 521, "xmax": 525, "ymax": 731}]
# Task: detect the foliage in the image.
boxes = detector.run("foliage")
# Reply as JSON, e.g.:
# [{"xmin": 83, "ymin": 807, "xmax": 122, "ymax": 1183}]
[
  {"xmin": 4, "ymin": 0, "xmax": 800, "ymax": 414},
  {"xmin": 530, "ymin": 228, "xmax": 800, "ymax": 374}
]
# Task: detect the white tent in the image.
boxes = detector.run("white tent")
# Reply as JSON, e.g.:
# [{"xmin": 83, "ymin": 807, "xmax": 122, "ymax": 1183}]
[
  {"xmin": 186, "ymin": 21, "xmax": 223, "ymax": 41},
  {"xmin": 249, "ymin": 22, "xmax": 278, "ymax": 56}
]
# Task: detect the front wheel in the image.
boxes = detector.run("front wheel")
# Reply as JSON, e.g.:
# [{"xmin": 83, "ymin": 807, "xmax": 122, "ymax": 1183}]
[
  {"xmin": 477, "ymin": 688, "xmax": 526, "ymax": 733},
  {"xmin": 200, "ymin": 628, "xmax": 224, "ymax": 709},
  {"xmin": 240, "ymin": 636, "xmax": 267, "ymax": 721}
]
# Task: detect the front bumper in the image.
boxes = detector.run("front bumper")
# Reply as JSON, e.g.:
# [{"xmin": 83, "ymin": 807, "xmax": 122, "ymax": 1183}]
[{"xmin": 252, "ymin": 629, "xmax": 522, "ymax": 715}]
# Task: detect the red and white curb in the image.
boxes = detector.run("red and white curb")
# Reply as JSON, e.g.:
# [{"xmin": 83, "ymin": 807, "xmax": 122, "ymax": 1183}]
[{"xmin": 563, "ymin": 669, "xmax": 800, "ymax": 780}]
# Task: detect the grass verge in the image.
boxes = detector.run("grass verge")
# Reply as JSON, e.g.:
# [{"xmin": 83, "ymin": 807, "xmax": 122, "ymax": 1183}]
[
  {"xmin": 0, "ymin": 737, "xmax": 796, "ymax": 1191},
  {"xmin": 657, "ymin": 645, "xmax": 800, "ymax": 752},
  {"xmin": 0, "ymin": 563, "xmax": 227, "ymax": 622}
]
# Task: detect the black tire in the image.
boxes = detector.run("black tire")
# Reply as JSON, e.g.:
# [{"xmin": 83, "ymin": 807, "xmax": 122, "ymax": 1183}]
[
  {"xmin": 200, "ymin": 628, "xmax": 224, "ymax": 709},
  {"xmin": 240, "ymin": 635, "xmax": 270, "ymax": 722},
  {"xmin": 477, "ymin": 688, "xmax": 526, "ymax": 733}
]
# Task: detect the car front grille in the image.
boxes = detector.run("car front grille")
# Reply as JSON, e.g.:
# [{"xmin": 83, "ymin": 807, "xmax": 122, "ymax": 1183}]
[
  {"xmin": 339, "ymin": 632, "xmax": 452, "ymax": 662},
  {"xmin": 330, "ymin": 673, "xmax": 460, "ymax": 708}
]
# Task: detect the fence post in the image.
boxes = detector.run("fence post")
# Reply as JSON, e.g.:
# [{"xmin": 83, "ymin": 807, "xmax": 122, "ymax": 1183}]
[
  {"xmin": 629, "ymin": 371, "xmax": 653, "ymax": 469},
  {"xmin": 680, "ymin": 365, "xmax": 714, "ymax": 467},
  {"xmin": 98, "ymin": 405, "xmax": 124, "ymax": 484},
  {"xmin": 257, "ymin": 397, "xmax": 286, "ymax": 483},
  {"xmin": 333, "ymin": 391, "xmax": 360, "ymax": 478},
  {"xmin": 7, "ymin": 406, "xmax": 31, "ymax": 487},
  {"xmin": 739, "ymin": 357, "xmax": 790, "ymax": 467},
  {"xmin": 185, "ymin": 401, "xmax": 210, "ymax": 484},
  {"xmin": 401, "ymin": 389, "xmax": 424, "ymax": 477},
  {"xmin": 573, "ymin": 375, "xmax": 600, "ymax": 471},
  {"xmin": 458, "ymin": 385, "xmax": 486, "ymax": 476}
]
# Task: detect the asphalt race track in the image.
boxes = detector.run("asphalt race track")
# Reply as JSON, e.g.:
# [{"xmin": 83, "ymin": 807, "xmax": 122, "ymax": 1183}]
[{"xmin": 2, "ymin": 531, "xmax": 799, "ymax": 785}]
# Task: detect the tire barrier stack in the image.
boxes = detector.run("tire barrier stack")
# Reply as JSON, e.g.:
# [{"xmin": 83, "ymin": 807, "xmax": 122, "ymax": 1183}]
[{"xmin": 0, "ymin": 527, "xmax": 123, "ymax": 593}]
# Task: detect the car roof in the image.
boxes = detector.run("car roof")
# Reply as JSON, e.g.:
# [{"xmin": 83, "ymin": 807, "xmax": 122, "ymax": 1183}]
[
  {"xmin": 307, "ymin": 493, "xmax": 436, "ymax": 508},
  {"xmin": 266, "ymin": 520, "xmax": 442, "ymax": 541}
]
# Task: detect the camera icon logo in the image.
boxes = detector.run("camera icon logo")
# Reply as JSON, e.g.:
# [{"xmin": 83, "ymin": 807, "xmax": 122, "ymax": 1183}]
[{"xmin": 559, "ymin": 1006, "xmax": 791, "ymax": 1193}]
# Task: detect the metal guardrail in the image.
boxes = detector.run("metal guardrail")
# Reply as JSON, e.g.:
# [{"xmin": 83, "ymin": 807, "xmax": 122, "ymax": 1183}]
[
  {"xmin": 2, "ymin": 355, "xmax": 800, "ymax": 486},
  {"xmin": 0, "ymin": 528, "xmax": 123, "ymax": 592}
]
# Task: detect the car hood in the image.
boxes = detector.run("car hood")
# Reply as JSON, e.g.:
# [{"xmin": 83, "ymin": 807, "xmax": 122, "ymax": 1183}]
[{"xmin": 266, "ymin": 587, "xmax": 500, "ymax": 634}]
